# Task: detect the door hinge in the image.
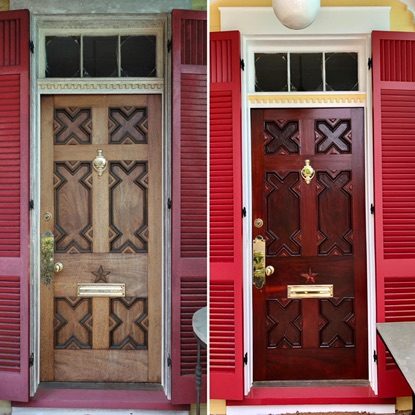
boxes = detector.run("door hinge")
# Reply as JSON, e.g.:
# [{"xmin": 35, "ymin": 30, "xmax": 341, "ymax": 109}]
[
  {"xmin": 167, "ymin": 198, "xmax": 172, "ymax": 209},
  {"xmin": 243, "ymin": 352, "xmax": 248, "ymax": 365},
  {"xmin": 167, "ymin": 354, "xmax": 172, "ymax": 367},
  {"xmin": 368, "ymin": 57, "xmax": 372, "ymax": 70},
  {"xmin": 29, "ymin": 199, "xmax": 34, "ymax": 210},
  {"xmin": 167, "ymin": 39, "xmax": 172, "ymax": 53},
  {"xmin": 240, "ymin": 58, "xmax": 245, "ymax": 71},
  {"xmin": 370, "ymin": 203, "xmax": 375, "ymax": 214},
  {"xmin": 373, "ymin": 350, "xmax": 378, "ymax": 363},
  {"xmin": 29, "ymin": 40, "xmax": 34, "ymax": 54},
  {"xmin": 242, "ymin": 207, "xmax": 247, "ymax": 218},
  {"xmin": 29, "ymin": 352, "xmax": 34, "ymax": 367}
]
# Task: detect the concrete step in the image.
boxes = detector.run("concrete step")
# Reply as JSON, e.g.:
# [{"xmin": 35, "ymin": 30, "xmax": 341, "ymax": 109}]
[{"xmin": 12, "ymin": 409, "xmax": 189, "ymax": 415}]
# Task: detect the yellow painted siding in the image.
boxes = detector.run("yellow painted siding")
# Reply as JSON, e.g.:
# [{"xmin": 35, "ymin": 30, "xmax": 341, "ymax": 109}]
[
  {"xmin": 0, "ymin": 0, "xmax": 9, "ymax": 11},
  {"xmin": 210, "ymin": 0, "xmax": 415, "ymax": 31}
]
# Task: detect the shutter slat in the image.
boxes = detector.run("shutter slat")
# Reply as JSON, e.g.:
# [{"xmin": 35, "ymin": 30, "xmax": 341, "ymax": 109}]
[
  {"xmin": 210, "ymin": 31, "xmax": 243, "ymax": 400},
  {"xmin": 373, "ymin": 30, "xmax": 415, "ymax": 398},
  {"xmin": 171, "ymin": 9, "xmax": 207, "ymax": 405}
]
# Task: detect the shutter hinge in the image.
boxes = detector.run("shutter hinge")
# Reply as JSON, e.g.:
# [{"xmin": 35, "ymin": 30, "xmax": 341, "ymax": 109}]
[
  {"xmin": 29, "ymin": 199, "xmax": 34, "ymax": 210},
  {"xmin": 167, "ymin": 198, "xmax": 172, "ymax": 209},
  {"xmin": 373, "ymin": 350, "xmax": 378, "ymax": 363},
  {"xmin": 243, "ymin": 352, "xmax": 248, "ymax": 365},
  {"xmin": 167, "ymin": 39, "xmax": 172, "ymax": 53},
  {"xmin": 29, "ymin": 352, "xmax": 34, "ymax": 367},
  {"xmin": 240, "ymin": 58, "xmax": 245, "ymax": 71},
  {"xmin": 368, "ymin": 57, "xmax": 372, "ymax": 70},
  {"xmin": 370, "ymin": 203, "xmax": 375, "ymax": 215},
  {"xmin": 242, "ymin": 207, "xmax": 247, "ymax": 218},
  {"xmin": 167, "ymin": 354, "xmax": 172, "ymax": 367},
  {"xmin": 29, "ymin": 40, "xmax": 34, "ymax": 54}
]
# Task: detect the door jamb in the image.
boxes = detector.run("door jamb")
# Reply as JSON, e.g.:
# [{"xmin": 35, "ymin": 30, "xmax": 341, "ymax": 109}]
[
  {"xmin": 241, "ymin": 34, "xmax": 377, "ymax": 395},
  {"xmin": 29, "ymin": 13, "xmax": 171, "ymax": 398}
]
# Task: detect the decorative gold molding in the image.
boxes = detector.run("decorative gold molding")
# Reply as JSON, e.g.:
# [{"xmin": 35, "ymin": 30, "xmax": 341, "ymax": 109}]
[
  {"xmin": 38, "ymin": 79, "xmax": 164, "ymax": 93},
  {"xmin": 248, "ymin": 93, "xmax": 366, "ymax": 105}
]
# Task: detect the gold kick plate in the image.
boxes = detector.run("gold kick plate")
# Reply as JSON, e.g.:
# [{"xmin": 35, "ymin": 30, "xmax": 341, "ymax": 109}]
[
  {"xmin": 287, "ymin": 284, "xmax": 333, "ymax": 299},
  {"xmin": 77, "ymin": 283, "xmax": 125, "ymax": 298}
]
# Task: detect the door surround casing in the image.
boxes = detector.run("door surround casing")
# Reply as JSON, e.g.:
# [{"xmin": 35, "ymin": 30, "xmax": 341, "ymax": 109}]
[
  {"xmin": 240, "ymin": 33, "xmax": 378, "ymax": 396},
  {"xmin": 28, "ymin": 13, "xmax": 171, "ymax": 398}
]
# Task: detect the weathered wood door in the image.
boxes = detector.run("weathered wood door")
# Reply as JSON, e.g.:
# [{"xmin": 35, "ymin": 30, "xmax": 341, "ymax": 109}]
[
  {"xmin": 40, "ymin": 95, "xmax": 161, "ymax": 383},
  {"xmin": 252, "ymin": 108, "xmax": 368, "ymax": 381}
]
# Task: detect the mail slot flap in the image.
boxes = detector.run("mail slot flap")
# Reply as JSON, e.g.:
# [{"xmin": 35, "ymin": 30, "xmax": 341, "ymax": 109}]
[
  {"xmin": 287, "ymin": 284, "xmax": 333, "ymax": 299},
  {"xmin": 77, "ymin": 283, "xmax": 125, "ymax": 298}
]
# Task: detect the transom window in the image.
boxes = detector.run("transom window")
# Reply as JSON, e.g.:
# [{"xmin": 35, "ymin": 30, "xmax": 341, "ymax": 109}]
[
  {"xmin": 45, "ymin": 35, "xmax": 157, "ymax": 78},
  {"xmin": 254, "ymin": 52, "xmax": 358, "ymax": 92}
]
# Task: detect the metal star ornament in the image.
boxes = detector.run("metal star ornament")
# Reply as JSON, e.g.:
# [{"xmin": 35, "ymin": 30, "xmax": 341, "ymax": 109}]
[
  {"xmin": 300, "ymin": 267, "xmax": 318, "ymax": 284},
  {"xmin": 92, "ymin": 265, "xmax": 111, "ymax": 283}
]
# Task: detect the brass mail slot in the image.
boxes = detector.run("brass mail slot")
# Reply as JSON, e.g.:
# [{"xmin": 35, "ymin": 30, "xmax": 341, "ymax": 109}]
[
  {"xmin": 287, "ymin": 284, "xmax": 333, "ymax": 299},
  {"xmin": 77, "ymin": 283, "xmax": 125, "ymax": 298}
]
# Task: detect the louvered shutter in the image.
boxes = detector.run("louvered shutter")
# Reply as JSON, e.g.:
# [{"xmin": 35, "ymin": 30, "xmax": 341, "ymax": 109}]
[
  {"xmin": 0, "ymin": 9, "xmax": 30, "ymax": 402},
  {"xmin": 210, "ymin": 31, "xmax": 243, "ymax": 400},
  {"xmin": 171, "ymin": 9, "xmax": 207, "ymax": 404},
  {"xmin": 373, "ymin": 30, "xmax": 415, "ymax": 397}
]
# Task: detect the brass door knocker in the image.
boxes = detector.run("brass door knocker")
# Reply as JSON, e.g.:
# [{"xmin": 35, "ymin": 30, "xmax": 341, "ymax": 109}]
[
  {"xmin": 93, "ymin": 149, "xmax": 108, "ymax": 177},
  {"xmin": 301, "ymin": 159, "xmax": 315, "ymax": 184}
]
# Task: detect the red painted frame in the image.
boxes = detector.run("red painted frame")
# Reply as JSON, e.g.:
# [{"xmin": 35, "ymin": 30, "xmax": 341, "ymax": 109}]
[
  {"xmin": 227, "ymin": 385, "xmax": 394, "ymax": 406},
  {"xmin": 13, "ymin": 387, "xmax": 188, "ymax": 410}
]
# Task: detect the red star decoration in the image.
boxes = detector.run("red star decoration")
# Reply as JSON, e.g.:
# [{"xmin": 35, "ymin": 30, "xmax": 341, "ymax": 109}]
[{"xmin": 300, "ymin": 267, "xmax": 318, "ymax": 283}]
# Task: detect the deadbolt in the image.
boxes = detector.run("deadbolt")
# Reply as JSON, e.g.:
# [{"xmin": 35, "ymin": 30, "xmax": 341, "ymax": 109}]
[
  {"xmin": 254, "ymin": 218, "xmax": 264, "ymax": 228},
  {"xmin": 44, "ymin": 211, "xmax": 52, "ymax": 222},
  {"xmin": 54, "ymin": 262, "xmax": 64, "ymax": 273}
]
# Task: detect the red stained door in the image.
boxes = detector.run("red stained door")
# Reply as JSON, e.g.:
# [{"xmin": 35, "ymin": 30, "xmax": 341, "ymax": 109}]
[{"xmin": 252, "ymin": 108, "xmax": 368, "ymax": 381}]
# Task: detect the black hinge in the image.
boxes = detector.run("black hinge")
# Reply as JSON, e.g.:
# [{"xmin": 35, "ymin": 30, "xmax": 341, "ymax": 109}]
[
  {"xmin": 29, "ymin": 40, "xmax": 34, "ymax": 54},
  {"xmin": 29, "ymin": 352, "xmax": 34, "ymax": 367},
  {"xmin": 370, "ymin": 203, "xmax": 375, "ymax": 215},
  {"xmin": 29, "ymin": 199, "xmax": 34, "ymax": 210},
  {"xmin": 243, "ymin": 352, "xmax": 248, "ymax": 365},
  {"xmin": 167, "ymin": 39, "xmax": 172, "ymax": 53},
  {"xmin": 368, "ymin": 57, "xmax": 372, "ymax": 70},
  {"xmin": 242, "ymin": 207, "xmax": 247, "ymax": 218},
  {"xmin": 167, "ymin": 198, "xmax": 172, "ymax": 209},
  {"xmin": 167, "ymin": 354, "xmax": 172, "ymax": 367},
  {"xmin": 240, "ymin": 58, "xmax": 245, "ymax": 71},
  {"xmin": 373, "ymin": 350, "xmax": 378, "ymax": 363}
]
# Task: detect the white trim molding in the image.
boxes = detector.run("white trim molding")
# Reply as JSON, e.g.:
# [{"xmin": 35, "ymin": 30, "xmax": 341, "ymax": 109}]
[
  {"xmin": 37, "ymin": 79, "xmax": 164, "ymax": 94},
  {"xmin": 220, "ymin": 6, "xmax": 390, "ymax": 35}
]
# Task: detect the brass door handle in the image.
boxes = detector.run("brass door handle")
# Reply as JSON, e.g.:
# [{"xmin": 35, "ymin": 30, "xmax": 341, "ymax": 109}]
[
  {"xmin": 54, "ymin": 262, "xmax": 64, "ymax": 273},
  {"xmin": 253, "ymin": 236, "xmax": 275, "ymax": 289},
  {"xmin": 265, "ymin": 265, "xmax": 275, "ymax": 276}
]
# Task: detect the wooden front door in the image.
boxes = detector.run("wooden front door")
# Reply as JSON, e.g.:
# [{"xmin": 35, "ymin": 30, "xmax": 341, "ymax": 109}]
[
  {"xmin": 252, "ymin": 108, "xmax": 368, "ymax": 381},
  {"xmin": 40, "ymin": 95, "xmax": 161, "ymax": 383}
]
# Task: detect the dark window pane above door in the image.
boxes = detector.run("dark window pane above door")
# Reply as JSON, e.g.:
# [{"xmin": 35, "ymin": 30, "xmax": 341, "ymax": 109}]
[
  {"xmin": 325, "ymin": 52, "xmax": 358, "ymax": 91},
  {"xmin": 121, "ymin": 36, "xmax": 157, "ymax": 77},
  {"xmin": 255, "ymin": 53, "xmax": 288, "ymax": 92},
  {"xmin": 46, "ymin": 36, "xmax": 80, "ymax": 78},
  {"xmin": 83, "ymin": 36, "xmax": 118, "ymax": 77},
  {"xmin": 290, "ymin": 53, "xmax": 323, "ymax": 91}
]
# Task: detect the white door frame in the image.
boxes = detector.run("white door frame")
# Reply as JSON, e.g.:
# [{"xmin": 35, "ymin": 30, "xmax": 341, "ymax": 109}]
[{"xmin": 26, "ymin": 12, "xmax": 172, "ymax": 398}]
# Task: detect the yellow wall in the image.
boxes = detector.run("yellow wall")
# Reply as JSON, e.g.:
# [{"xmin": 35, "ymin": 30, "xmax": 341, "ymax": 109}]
[
  {"xmin": 210, "ymin": 0, "xmax": 415, "ymax": 31},
  {"xmin": 0, "ymin": 0, "xmax": 9, "ymax": 11}
]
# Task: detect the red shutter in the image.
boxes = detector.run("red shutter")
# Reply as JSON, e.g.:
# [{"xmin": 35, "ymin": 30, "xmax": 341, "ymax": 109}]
[
  {"xmin": 171, "ymin": 9, "xmax": 207, "ymax": 404},
  {"xmin": 210, "ymin": 31, "xmax": 243, "ymax": 400},
  {"xmin": 0, "ymin": 9, "xmax": 30, "ymax": 402},
  {"xmin": 373, "ymin": 30, "xmax": 415, "ymax": 397}
]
